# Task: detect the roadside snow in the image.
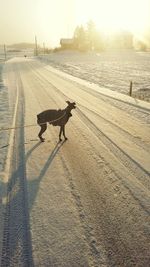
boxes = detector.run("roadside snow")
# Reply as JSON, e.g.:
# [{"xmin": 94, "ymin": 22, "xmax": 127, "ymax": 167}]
[
  {"xmin": 0, "ymin": 63, "xmax": 11, "ymax": 171},
  {"xmin": 38, "ymin": 50, "xmax": 150, "ymax": 101},
  {"xmin": 37, "ymin": 60, "xmax": 150, "ymax": 111},
  {"xmin": 0, "ymin": 62, "xmax": 12, "ymax": 261}
]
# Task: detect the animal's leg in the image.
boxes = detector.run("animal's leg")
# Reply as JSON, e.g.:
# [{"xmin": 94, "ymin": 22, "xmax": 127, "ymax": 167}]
[
  {"xmin": 38, "ymin": 123, "xmax": 47, "ymax": 142},
  {"xmin": 59, "ymin": 126, "xmax": 63, "ymax": 141},
  {"xmin": 63, "ymin": 125, "xmax": 68, "ymax": 140}
]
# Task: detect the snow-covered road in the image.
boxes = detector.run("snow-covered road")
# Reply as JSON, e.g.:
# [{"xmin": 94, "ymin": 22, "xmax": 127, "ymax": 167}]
[{"xmin": 1, "ymin": 57, "xmax": 150, "ymax": 267}]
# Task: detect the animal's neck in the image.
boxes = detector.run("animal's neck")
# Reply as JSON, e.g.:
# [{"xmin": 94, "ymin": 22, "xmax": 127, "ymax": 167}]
[{"xmin": 65, "ymin": 106, "xmax": 72, "ymax": 113}]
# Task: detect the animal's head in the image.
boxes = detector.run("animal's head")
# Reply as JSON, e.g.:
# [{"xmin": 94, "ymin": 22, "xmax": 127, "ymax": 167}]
[{"xmin": 66, "ymin": 101, "xmax": 76, "ymax": 111}]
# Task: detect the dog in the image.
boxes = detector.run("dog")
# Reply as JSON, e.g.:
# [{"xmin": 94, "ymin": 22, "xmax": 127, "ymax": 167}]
[{"xmin": 37, "ymin": 101, "xmax": 76, "ymax": 142}]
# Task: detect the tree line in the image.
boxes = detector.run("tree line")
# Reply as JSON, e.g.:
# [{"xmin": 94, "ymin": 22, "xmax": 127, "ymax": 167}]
[{"xmin": 59, "ymin": 20, "xmax": 149, "ymax": 52}]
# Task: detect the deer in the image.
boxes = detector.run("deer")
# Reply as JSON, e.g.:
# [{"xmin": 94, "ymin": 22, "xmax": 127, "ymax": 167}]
[{"xmin": 37, "ymin": 101, "xmax": 76, "ymax": 142}]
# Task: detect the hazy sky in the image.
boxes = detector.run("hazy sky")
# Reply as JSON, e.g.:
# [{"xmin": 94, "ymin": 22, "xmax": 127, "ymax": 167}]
[{"xmin": 0, "ymin": 0, "xmax": 150, "ymax": 47}]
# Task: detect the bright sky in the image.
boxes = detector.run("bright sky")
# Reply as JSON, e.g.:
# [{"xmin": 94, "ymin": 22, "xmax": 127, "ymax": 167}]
[{"xmin": 0, "ymin": 0, "xmax": 150, "ymax": 47}]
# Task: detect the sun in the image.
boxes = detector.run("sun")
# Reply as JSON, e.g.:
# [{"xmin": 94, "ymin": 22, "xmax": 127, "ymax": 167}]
[{"xmin": 76, "ymin": 0, "xmax": 150, "ymax": 36}]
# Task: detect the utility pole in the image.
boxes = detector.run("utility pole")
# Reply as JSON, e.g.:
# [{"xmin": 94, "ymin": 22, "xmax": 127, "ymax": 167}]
[
  {"xmin": 4, "ymin": 44, "xmax": 7, "ymax": 60},
  {"xmin": 35, "ymin": 36, "xmax": 38, "ymax": 56},
  {"xmin": 67, "ymin": 24, "xmax": 70, "ymax": 38},
  {"xmin": 43, "ymin": 42, "xmax": 45, "ymax": 54}
]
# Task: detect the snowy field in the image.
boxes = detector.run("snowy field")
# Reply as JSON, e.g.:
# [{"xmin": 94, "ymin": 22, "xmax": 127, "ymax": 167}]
[{"xmin": 38, "ymin": 50, "xmax": 150, "ymax": 101}]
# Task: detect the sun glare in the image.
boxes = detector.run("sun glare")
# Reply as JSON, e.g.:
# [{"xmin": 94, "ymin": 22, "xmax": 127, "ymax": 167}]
[
  {"xmin": 76, "ymin": 0, "xmax": 150, "ymax": 36},
  {"xmin": 36, "ymin": 0, "xmax": 75, "ymax": 46}
]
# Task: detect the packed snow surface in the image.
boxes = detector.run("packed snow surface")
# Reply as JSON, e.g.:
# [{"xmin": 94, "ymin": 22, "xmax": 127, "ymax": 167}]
[{"xmin": 0, "ymin": 55, "xmax": 150, "ymax": 267}]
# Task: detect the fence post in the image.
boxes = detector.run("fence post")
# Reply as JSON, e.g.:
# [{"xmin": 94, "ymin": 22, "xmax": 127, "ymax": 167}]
[
  {"xmin": 35, "ymin": 36, "xmax": 38, "ymax": 56},
  {"xmin": 129, "ymin": 81, "xmax": 133, "ymax": 96}
]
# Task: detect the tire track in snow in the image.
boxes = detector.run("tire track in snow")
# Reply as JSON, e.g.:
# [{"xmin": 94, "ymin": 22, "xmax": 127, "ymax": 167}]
[
  {"xmin": 77, "ymin": 103, "xmax": 150, "ymax": 153},
  {"xmin": 28, "ymin": 61, "xmax": 150, "ymax": 151},
  {"xmin": 19, "ymin": 59, "xmax": 150, "ymax": 266},
  {"xmin": 30, "ymin": 60, "xmax": 150, "ymax": 123},
  {"xmin": 75, "ymin": 108, "xmax": 150, "ymax": 210},
  {"xmin": 29, "ymin": 66, "xmax": 150, "ymax": 179},
  {"xmin": 97, "ymin": 93, "xmax": 150, "ymax": 123},
  {"xmin": 59, "ymin": 154, "xmax": 108, "ymax": 267},
  {"xmin": 22, "ymin": 63, "xmax": 108, "ymax": 266},
  {"xmin": 27, "ymin": 64, "xmax": 150, "ymax": 214},
  {"xmin": 1, "ymin": 71, "xmax": 34, "ymax": 267}
]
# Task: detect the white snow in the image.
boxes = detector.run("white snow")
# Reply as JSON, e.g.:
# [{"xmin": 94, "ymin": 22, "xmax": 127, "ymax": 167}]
[
  {"xmin": 0, "ymin": 54, "xmax": 150, "ymax": 266},
  {"xmin": 38, "ymin": 50, "xmax": 150, "ymax": 101}
]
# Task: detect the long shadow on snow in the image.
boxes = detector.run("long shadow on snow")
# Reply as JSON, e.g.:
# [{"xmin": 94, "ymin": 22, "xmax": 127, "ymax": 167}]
[
  {"xmin": 1, "ymin": 138, "xmax": 65, "ymax": 266},
  {"xmin": 1, "ymin": 120, "xmax": 34, "ymax": 266},
  {"xmin": 25, "ymin": 140, "xmax": 65, "ymax": 211},
  {"xmin": 1, "ymin": 72, "xmax": 35, "ymax": 266}
]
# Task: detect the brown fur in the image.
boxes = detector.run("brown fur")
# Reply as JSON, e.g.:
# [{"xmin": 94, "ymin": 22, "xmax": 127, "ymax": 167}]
[{"xmin": 37, "ymin": 101, "xmax": 76, "ymax": 142}]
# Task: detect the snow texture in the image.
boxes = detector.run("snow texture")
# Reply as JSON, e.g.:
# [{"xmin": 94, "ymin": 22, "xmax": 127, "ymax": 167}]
[{"xmin": 0, "ymin": 53, "xmax": 150, "ymax": 267}]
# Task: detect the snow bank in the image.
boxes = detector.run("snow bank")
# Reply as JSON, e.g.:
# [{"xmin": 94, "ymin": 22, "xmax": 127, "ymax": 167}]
[{"xmin": 38, "ymin": 50, "xmax": 150, "ymax": 102}]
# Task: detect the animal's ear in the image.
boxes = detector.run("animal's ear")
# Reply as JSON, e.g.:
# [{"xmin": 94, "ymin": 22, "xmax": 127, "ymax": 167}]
[{"xmin": 66, "ymin": 100, "xmax": 71, "ymax": 105}]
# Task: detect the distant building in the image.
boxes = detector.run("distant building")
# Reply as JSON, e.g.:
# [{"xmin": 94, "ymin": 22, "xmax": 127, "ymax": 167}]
[{"xmin": 60, "ymin": 38, "xmax": 74, "ymax": 49}]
